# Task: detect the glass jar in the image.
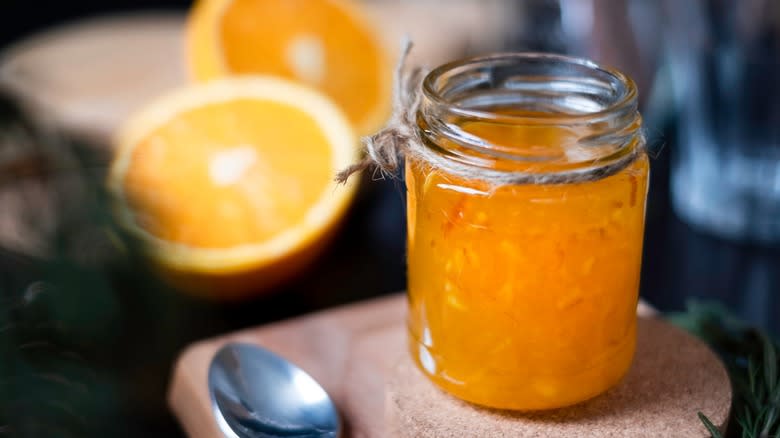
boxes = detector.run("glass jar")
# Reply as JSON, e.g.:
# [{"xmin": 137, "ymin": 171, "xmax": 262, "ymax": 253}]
[{"xmin": 406, "ymin": 53, "xmax": 648, "ymax": 410}]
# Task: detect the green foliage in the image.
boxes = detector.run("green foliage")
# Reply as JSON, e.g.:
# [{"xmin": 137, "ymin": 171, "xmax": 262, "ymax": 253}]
[
  {"xmin": 1, "ymin": 264, "xmax": 125, "ymax": 435},
  {"xmin": 670, "ymin": 301, "xmax": 780, "ymax": 438},
  {"xmin": 0, "ymin": 88, "xmax": 183, "ymax": 437}
]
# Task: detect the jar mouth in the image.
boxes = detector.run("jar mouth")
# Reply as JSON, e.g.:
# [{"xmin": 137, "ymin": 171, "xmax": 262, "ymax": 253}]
[
  {"xmin": 418, "ymin": 53, "xmax": 642, "ymax": 176},
  {"xmin": 422, "ymin": 52, "xmax": 638, "ymax": 127}
]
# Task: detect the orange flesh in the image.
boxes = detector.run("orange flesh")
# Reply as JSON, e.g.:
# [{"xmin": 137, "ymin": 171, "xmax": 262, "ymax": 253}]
[
  {"xmin": 123, "ymin": 99, "xmax": 333, "ymax": 249},
  {"xmin": 219, "ymin": 0, "xmax": 385, "ymax": 131},
  {"xmin": 406, "ymin": 118, "xmax": 649, "ymax": 410}
]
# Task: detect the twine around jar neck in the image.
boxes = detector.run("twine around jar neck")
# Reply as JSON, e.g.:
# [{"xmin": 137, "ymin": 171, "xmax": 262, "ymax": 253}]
[
  {"xmin": 336, "ymin": 43, "xmax": 644, "ymax": 187},
  {"xmin": 336, "ymin": 41, "xmax": 425, "ymax": 183}
]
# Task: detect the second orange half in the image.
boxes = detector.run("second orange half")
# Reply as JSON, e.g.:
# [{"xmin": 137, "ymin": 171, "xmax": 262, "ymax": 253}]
[{"xmin": 186, "ymin": 0, "xmax": 392, "ymax": 136}]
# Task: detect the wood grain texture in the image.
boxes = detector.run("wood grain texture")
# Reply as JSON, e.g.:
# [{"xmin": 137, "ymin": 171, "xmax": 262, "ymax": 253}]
[{"xmin": 168, "ymin": 293, "xmax": 731, "ymax": 438}]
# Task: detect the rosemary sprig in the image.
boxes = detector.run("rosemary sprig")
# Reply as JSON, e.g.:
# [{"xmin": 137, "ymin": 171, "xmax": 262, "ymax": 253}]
[
  {"xmin": 670, "ymin": 300, "xmax": 780, "ymax": 438},
  {"xmin": 0, "ymin": 85, "xmax": 181, "ymax": 437}
]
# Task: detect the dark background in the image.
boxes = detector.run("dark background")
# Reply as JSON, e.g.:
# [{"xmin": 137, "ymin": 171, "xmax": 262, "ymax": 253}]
[
  {"xmin": 2, "ymin": 1, "xmax": 191, "ymax": 50},
  {"xmin": 1, "ymin": 1, "xmax": 778, "ymax": 437}
]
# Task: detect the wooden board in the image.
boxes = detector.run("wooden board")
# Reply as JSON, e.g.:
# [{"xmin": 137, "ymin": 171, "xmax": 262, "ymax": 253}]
[
  {"xmin": 167, "ymin": 294, "xmax": 731, "ymax": 437},
  {"xmin": 0, "ymin": 4, "xmax": 517, "ymax": 146},
  {"xmin": 168, "ymin": 294, "xmax": 406, "ymax": 438},
  {"xmin": 0, "ymin": 12, "xmax": 187, "ymax": 146}
]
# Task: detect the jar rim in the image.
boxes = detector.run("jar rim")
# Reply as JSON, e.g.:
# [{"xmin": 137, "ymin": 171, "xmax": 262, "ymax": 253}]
[
  {"xmin": 414, "ymin": 52, "xmax": 644, "ymax": 183},
  {"xmin": 422, "ymin": 52, "xmax": 639, "ymax": 127}
]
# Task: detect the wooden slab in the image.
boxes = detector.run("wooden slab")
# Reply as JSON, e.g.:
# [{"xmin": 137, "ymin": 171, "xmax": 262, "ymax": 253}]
[
  {"xmin": 0, "ymin": 12, "xmax": 187, "ymax": 146},
  {"xmin": 167, "ymin": 294, "xmax": 731, "ymax": 437},
  {"xmin": 0, "ymin": 3, "xmax": 517, "ymax": 146},
  {"xmin": 168, "ymin": 294, "xmax": 406, "ymax": 438}
]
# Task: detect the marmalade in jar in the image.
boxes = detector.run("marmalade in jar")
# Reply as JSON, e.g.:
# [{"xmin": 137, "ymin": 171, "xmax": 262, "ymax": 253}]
[{"xmin": 405, "ymin": 53, "xmax": 648, "ymax": 410}]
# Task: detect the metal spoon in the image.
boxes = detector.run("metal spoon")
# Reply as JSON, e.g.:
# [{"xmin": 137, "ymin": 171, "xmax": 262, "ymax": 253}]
[{"xmin": 208, "ymin": 343, "xmax": 341, "ymax": 438}]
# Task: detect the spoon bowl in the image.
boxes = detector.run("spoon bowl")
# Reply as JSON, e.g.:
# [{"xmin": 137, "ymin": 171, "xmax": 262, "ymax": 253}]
[{"xmin": 208, "ymin": 343, "xmax": 341, "ymax": 438}]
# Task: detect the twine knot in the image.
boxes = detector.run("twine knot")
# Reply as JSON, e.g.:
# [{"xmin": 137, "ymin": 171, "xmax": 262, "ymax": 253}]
[
  {"xmin": 336, "ymin": 43, "xmax": 644, "ymax": 187},
  {"xmin": 335, "ymin": 40, "xmax": 426, "ymax": 183}
]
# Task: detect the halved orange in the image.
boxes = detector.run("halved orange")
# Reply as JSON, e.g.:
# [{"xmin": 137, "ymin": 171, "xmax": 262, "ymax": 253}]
[
  {"xmin": 108, "ymin": 76, "xmax": 359, "ymax": 298},
  {"xmin": 186, "ymin": 0, "xmax": 392, "ymax": 135}
]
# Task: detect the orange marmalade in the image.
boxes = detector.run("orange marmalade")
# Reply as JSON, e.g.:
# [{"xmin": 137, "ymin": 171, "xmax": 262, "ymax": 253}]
[{"xmin": 406, "ymin": 54, "xmax": 649, "ymax": 410}]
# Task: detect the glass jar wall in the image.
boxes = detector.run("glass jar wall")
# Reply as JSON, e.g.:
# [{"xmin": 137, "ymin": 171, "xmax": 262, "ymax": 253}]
[{"xmin": 406, "ymin": 53, "xmax": 649, "ymax": 410}]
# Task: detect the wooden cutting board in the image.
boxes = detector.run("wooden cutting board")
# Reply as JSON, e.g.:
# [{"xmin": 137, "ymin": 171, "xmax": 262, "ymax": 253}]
[
  {"xmin": 167, "ymin": 293, "xmax": 731, "ymax": 437},
  {"xmin": 0, "ymin": 3, "xmax": 516, "ymax": 148},
  {"xmin": 0, "ymin": 12, "xmax": 188, "ymax": 146}
]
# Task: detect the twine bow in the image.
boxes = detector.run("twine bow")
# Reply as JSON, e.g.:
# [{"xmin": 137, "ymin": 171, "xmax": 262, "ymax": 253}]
[
  {"xmin": 335, "ymin": 40, "xmax": 426, "ymax": 183},
  {"xmin": 336, "ymin": 43, "xmax": 644, "ymax": 187}
]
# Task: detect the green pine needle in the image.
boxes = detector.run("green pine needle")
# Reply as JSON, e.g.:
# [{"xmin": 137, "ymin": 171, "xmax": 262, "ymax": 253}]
[
  {"xmin": 672, "ymin": 300, "xmax": 780, "ymax": 438},
  {"xmin": 763, "ymin": 334, "xmax": 777, "ymax": 397},
  {"xmin": 699, "ymin": 412, "xmax": 724, "ymax": 438}
]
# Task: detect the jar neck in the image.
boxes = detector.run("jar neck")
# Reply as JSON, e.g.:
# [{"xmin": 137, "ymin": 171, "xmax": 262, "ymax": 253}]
[{"xmin": 416, "ymin": 53, "xmax": 643, "ymax": 181}]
